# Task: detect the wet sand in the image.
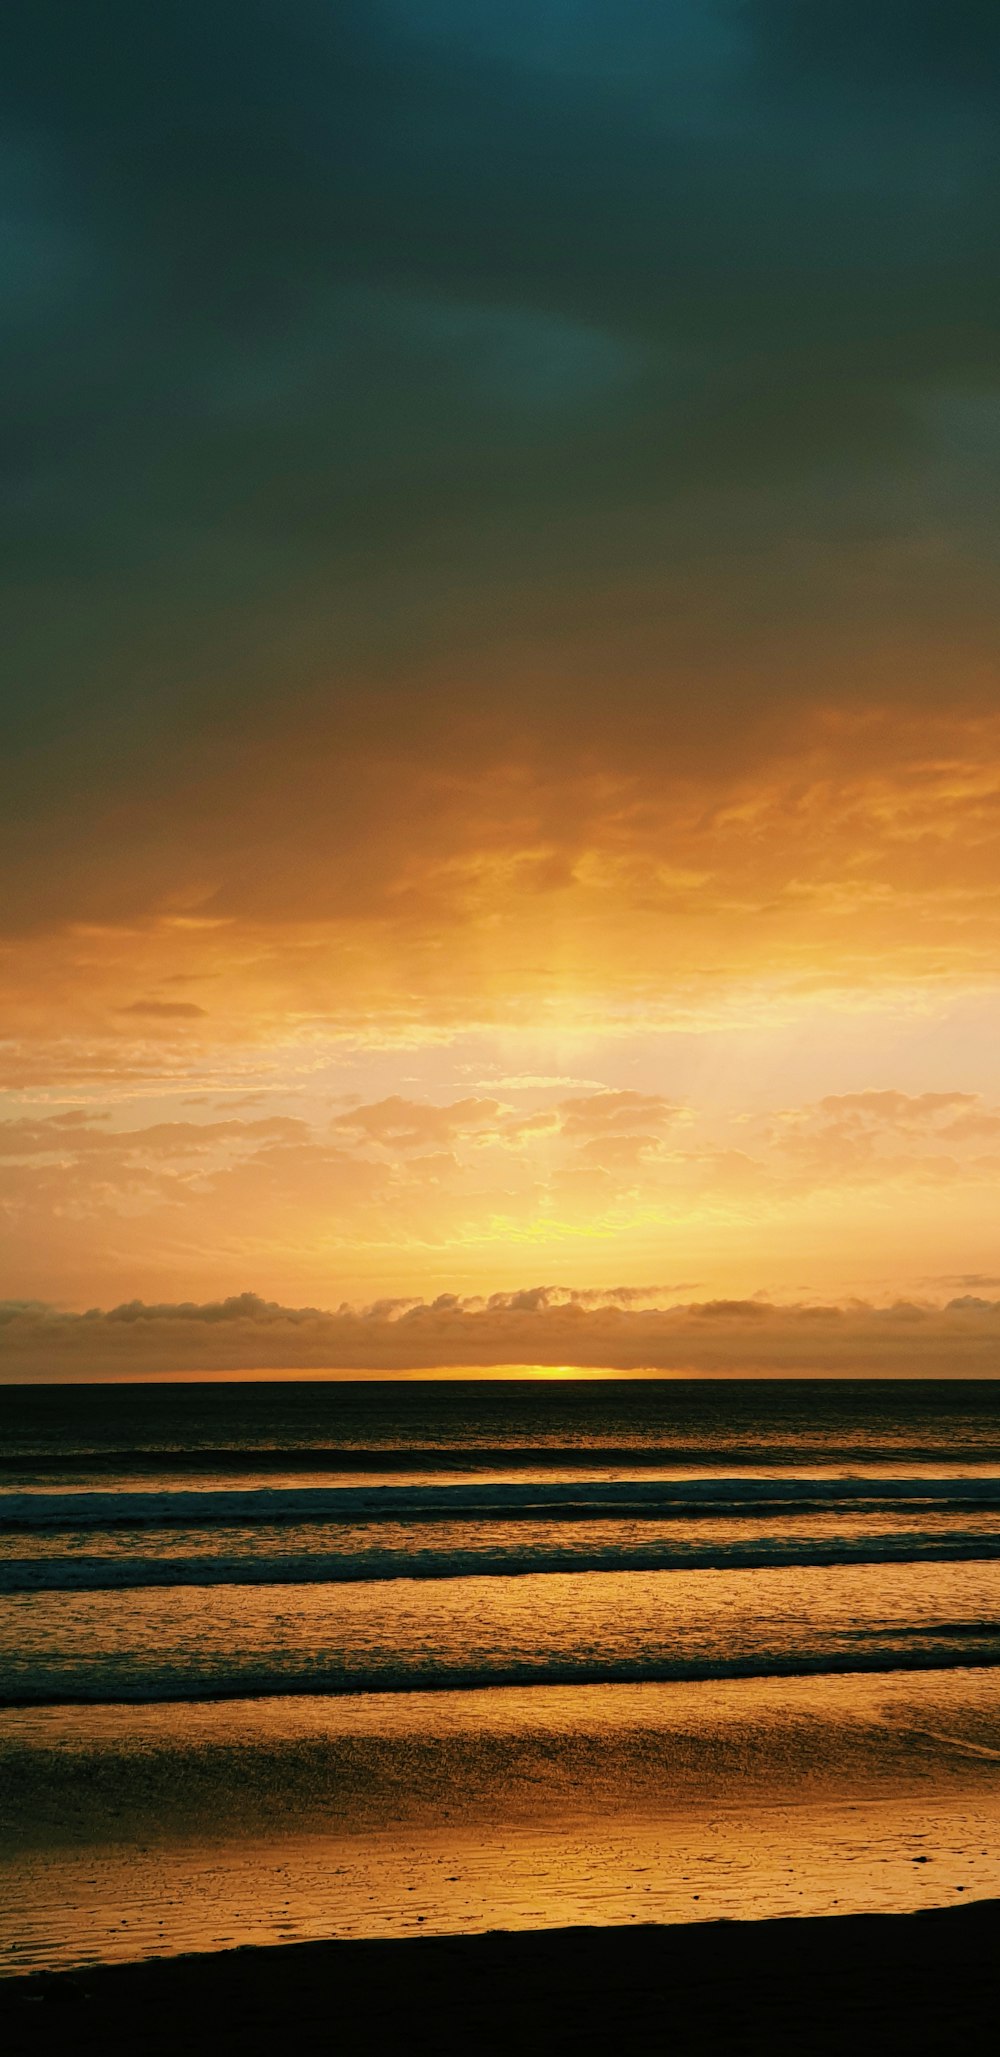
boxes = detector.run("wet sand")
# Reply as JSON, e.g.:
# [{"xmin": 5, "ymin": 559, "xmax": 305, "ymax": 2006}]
[
  {"xmin": 7, "ymin": 1672, "xmax": 1000, "ymax": 1974},
  {"xmin": 4, "ymin": 1900, "xmax": 999, "ymax": 2055}
]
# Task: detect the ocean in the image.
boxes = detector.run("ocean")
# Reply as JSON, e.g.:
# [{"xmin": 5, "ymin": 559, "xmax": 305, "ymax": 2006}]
[{"xmin": 4, "ymin": 1378, "xmax": 1000, "ymax": 1970}]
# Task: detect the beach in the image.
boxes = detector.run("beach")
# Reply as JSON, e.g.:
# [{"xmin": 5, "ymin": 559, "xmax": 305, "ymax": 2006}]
[{"xmin": 6, "ymin": 1900, "xmax": 1000, "ymax": 2055}]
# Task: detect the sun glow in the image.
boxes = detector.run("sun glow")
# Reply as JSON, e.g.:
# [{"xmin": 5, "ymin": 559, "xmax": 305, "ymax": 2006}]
[{"xmin": 3, "ymin": 5, "xmax": 999, "ymax": 1371}]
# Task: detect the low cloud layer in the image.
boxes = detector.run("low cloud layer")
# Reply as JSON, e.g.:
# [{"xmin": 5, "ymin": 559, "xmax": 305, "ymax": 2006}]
[{"xmin": 2, "ymin": 1288, "xmax": 999, "ymax": 1381}]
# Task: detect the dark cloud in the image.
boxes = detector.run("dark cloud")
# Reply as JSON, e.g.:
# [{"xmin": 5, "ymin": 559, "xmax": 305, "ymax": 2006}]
[
  {"xmin": 749, "ymin": 2, "xmax": 1000, "ymax": 94},
  {"xmin": 93, "ymin": 1292, "xmax": 322, "ymax": 1325},
  {"xmin": 2, "ymin": 2, "xmax": 998, "ymax": 932}
]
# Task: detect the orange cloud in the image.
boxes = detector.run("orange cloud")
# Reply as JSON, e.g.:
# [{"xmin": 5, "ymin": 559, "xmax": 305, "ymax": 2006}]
[
  {"xmin": 334, "ymin": 1097, "xmax": 503, "ymax": 1148},
  {"xmin": 5, "ymin": 713, "xmax": 1000, "ymax": 1074},
  {"xmin": 117, "ymin": 999, "xmax": 209, "ymax": 1020},
  {"xmin": 3, "ymin": 1079, "xmax": 1000, "ymax": 1311}
]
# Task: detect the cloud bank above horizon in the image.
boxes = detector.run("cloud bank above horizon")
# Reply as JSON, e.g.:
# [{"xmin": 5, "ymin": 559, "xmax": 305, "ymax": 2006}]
[{"xmin": 3, "ymin": 1287, "xmax": 1000, "ymax": 1382}]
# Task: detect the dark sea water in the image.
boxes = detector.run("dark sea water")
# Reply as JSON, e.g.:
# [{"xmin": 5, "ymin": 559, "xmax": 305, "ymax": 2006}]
[
  {"xmin": 4, "ymin": 1380, "xmax": 1000, "ymax": 1969},
  {"xmin": 5, "ymin": 1381, "xmax": 1000, "ymax": 1700}
]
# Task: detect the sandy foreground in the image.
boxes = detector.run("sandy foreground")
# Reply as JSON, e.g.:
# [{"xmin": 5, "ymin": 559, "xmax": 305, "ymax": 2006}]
[{"xmin": 4, "ymin": 1900, "xmax": 1000, "ymax": 2056}]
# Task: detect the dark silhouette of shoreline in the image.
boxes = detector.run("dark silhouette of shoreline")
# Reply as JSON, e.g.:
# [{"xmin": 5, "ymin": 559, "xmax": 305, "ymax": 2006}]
[{"xmin": 5, "ymin": 1899, "xmax": 998, "ymax": 2055}]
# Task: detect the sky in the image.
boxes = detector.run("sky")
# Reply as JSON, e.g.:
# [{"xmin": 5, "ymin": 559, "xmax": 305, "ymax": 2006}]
[{"xmin": 3, "ymin": 4, "xmax": 1000, "ymax": 1375}]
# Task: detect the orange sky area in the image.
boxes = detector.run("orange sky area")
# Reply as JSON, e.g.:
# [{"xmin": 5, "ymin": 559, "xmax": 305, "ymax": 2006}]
[
  {"xmin": 4, "ymin": 703, "xmax": 1000, "ymax": 1377},
  {"xmin": 5, "ymin": 4, "xmax": 1000, "ymax": 1376}
]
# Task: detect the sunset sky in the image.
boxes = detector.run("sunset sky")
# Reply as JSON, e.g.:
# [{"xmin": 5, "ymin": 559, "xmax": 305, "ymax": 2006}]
[{"xmin": 3, "ymin": 4, "xmax": 1000, "ymax": 1374}]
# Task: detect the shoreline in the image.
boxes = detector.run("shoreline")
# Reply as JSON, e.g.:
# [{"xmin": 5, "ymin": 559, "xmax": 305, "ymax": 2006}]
[
  {"xmin": 7, "ymin": 1668, "xmax": 1000, "ymax": 1972},
  {"xmin": 5, "ymin": 1900, "xmax": 1000, "ymax": 2055}
]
